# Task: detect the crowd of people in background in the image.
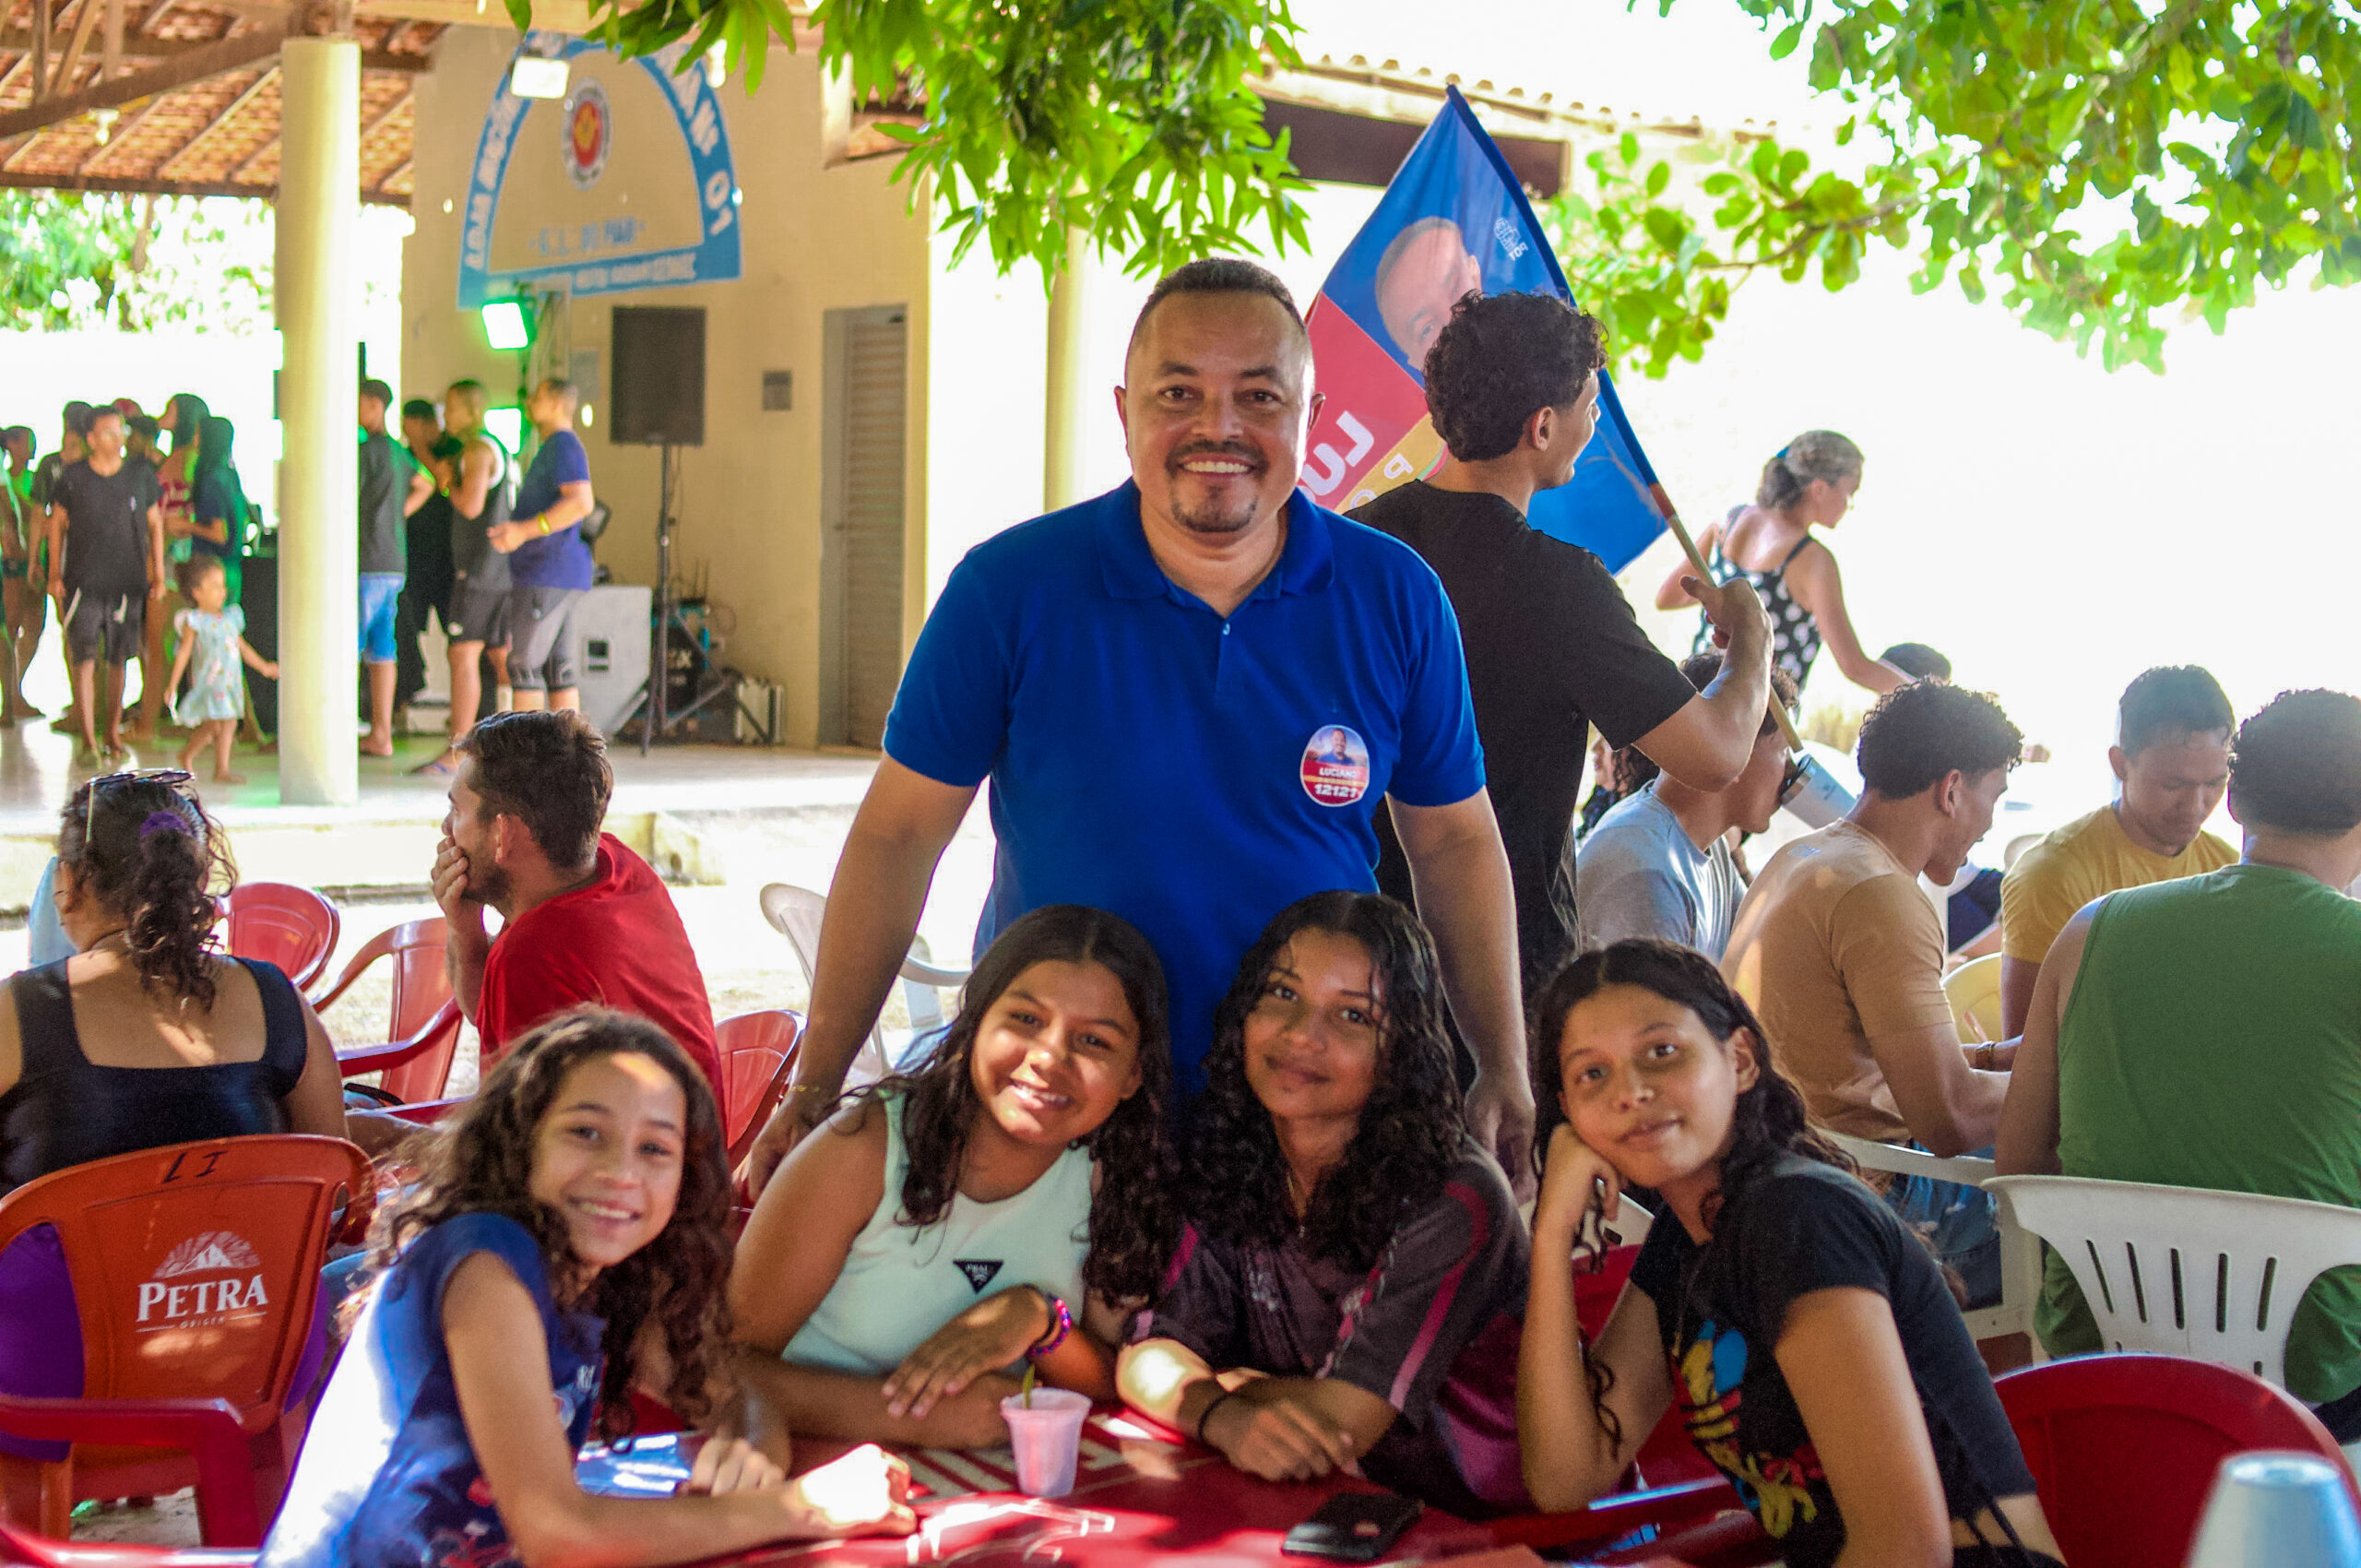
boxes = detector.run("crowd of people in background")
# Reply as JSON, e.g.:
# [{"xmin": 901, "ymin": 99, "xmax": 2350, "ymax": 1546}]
[
  {"xmin": 7, "ymin": 256, "xmax": 2359, "ymax": 1568},
  {"xmin": 0, "ymin": 373, "xmax": 599, "ymax": 777}
]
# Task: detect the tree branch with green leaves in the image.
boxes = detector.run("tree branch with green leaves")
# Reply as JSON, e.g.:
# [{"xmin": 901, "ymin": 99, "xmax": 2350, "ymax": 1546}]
[
  {"xmin": 1548, "ymin": 0, "xmax": 2361, "ymax": 376},
  {"xmin": 569, "ymin": 0, "xmax": 1314, "ymax": 281}
]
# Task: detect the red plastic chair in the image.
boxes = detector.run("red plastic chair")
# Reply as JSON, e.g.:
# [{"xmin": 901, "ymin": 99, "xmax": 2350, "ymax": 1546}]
[
  {"xmin": 1996, "ymin": 1352, "xmax": 2361, "ymax": 1568},
  {"xmin": 0, "ymin": 1136, "xmax": 372, "ymax": 1546},
  {"xmin": 717, "ymin": 1010, "xmax": 802, "ymax": 1167},
  {"xmin": 220, "ymin": 885, "xmax": 339, "ymax": 993},
  {"xmin": 314, "ymin": 919, "xmax": 464, "ymax": 1104}
]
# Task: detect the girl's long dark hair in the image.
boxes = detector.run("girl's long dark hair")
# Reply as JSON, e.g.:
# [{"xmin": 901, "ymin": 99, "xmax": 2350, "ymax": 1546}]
[
  {"xmin": 1528, "ymin": 939, "xmax": 1851, "ymax": 1455},
  {"xmin": 1183, "ymin": 892, "xmax": 1465, "ymax": 1274},
  {"xmin": 58, "ymin": 775, "xmax": 234, "ymax": 1005},
  {"xmin": 1530, "ymin": 938, "xmax": 1853, "ymax": 1227},
  {"xmin": 358, "ymin": 1009, "xmax": 736, "ymax": 1439},
  {"xmin": 165, "ymin": 393, "xmax": 210, "ymax": 453},
  {"xmin": 833, "ymin": 904, "xmax": 1179, "ymax": 1305},
  {"xmin": 190, "ymin": 415, "xmax": 245, "ymax": 536}
]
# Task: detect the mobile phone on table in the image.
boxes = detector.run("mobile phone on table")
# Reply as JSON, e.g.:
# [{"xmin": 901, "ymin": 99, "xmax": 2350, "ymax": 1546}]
[{"xmin": 1280, "ymin": 1491, "xmax": 1424, "ymax": 1562}]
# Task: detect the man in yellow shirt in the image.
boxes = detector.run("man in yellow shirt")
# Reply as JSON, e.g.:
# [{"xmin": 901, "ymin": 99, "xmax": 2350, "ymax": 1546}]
[{"xmin": 1998, "ymin": 665, "xmax": 2236, "ymax": 1034}]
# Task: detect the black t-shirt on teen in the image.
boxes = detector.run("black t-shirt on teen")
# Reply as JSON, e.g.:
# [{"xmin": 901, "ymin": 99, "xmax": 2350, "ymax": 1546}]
[
  {"xmin": 1351, "ymin": 481, "xmax": 1696, "ymax": 994},
  {"xmin": 50, "ymin": 458, "xmax": 159, "ymax": 597},
  {"xmin": 1625, "ymin": 1157, "xmax": 2039, "ymax": 1568}
]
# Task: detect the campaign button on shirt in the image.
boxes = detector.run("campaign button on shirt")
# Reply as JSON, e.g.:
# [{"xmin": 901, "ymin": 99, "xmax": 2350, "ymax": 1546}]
[{"xmin": 1301, "ymin": 725, "xmax": 1370, "ymax": 806}]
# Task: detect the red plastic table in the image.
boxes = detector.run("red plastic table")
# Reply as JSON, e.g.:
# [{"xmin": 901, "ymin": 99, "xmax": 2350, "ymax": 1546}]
[{"xmin": 577, "ymin": 1413, "xmax": 1493, "ymax": 1567}]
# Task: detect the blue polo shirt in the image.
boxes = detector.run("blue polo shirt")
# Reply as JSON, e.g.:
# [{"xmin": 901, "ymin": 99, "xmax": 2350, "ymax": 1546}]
[
  {"xmin": 884, "ymin": 481, "xmax": 1484, "ymax": 1092},
  {"xmin": 508, "ymin": 429, "xmax": 595, "ymax": 588}
]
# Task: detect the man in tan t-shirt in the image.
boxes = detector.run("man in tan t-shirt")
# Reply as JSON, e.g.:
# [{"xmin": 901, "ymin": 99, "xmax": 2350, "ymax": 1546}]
[
  {"xmin": 1724, "ymin": 679, "xmax": 2023, "ymax": 1301},
  {"xmin": 1997, "ymin": 665, "xmax": 2236, "ymax": 1035}
]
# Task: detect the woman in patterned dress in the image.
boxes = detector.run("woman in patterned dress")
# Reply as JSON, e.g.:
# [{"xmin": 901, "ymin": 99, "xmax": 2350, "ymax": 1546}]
[{"xmin": 1657, "ymin": 431, "xmax": 1908, "ymax": 698}]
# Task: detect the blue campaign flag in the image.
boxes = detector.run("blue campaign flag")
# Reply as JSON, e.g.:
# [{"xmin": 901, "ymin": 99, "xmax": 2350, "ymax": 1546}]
[{"xmin": 1299, "ymin": 87, "xmax": 1672, "ymax": 574}]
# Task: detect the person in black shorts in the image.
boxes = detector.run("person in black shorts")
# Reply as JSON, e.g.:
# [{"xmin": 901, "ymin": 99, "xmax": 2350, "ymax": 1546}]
[
  {"xmin": 487, "ymin": 379, "xmax": 598, "ymax": 713},
  {"xmin": 1, "ymin": 425, "xmax": 44, "ymax": 722},
  {"xmin": 416, "ymin": 380, "xmax": 514, "ymax": 776},
  {"xmin": 396, "ymin": 398, "xmax": 460, "ymax": 726},
  {"xmin": 1350, "ymin": 291, "xmax": 1772, "ymax": 1004},
  {"xmin": 43, "ymin": 407, "xmax": 164, "ymax": 763}
]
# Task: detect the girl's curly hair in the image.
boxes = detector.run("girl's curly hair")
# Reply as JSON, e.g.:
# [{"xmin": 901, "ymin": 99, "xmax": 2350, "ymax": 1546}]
[
  {"xmin": 1182, "ymin": 892, "xmax": 1464, "ymax": 1273},
  {"xmin": 1527, "ymin": 939, "xmax": 1852, "ymax": 1454},
  {"xmin": 357, "ymin": 1008, "xmax": 735, "ymax": 1440},
  {"xmin": 832, "ymin": 904, "xmax": 1180, "ymax": 1305},
  {"xmin": 58, "ymin": 774, "xmax": 235, "ymax": 1006}
]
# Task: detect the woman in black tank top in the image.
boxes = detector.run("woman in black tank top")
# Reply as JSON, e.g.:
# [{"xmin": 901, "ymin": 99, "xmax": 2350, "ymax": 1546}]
[
  {"xmin": 0, "ymin": 772, "xmax": 345, "ymax": 1193},
  {"xmin": 1654, "ymin": 430, "xmax": 1911, "ymax": 697}
]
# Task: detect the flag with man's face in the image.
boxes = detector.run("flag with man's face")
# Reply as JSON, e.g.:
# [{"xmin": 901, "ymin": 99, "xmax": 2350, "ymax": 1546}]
[{"xmin": 1299, "ymin": 86, "xmax": 1671, "ymax": 573}]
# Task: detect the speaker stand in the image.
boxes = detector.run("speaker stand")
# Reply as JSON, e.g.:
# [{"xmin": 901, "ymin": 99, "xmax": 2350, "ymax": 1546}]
[{"xmin": 634, "ymin": 444, "xmax": 680, "ymax": 755}]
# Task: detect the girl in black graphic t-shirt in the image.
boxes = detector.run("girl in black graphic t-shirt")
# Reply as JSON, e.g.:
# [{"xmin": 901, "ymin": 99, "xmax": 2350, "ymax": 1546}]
[{"xmin": 1518, "ymin": 940, "xmax": 2067, "ymax": 1568}]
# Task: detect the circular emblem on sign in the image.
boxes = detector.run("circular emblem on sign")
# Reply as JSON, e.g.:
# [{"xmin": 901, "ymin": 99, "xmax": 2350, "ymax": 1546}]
[
  {"xmin": 561, "ymin": 77, "xmax": 610, "ymax": 190},
  {"xmin": 1300, "ymin": 725, "xmax": 1370, "ymax": 808}
]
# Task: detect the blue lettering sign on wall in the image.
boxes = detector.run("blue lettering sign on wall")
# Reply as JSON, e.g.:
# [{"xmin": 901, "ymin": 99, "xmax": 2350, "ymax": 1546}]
[{"xmin": 457, "ymin": 32, "xmax": 742, "ymax": 307}]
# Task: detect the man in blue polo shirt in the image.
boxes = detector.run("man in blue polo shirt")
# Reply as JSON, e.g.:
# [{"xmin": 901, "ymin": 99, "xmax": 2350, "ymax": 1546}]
[
  {"xmin": 742, "ymin": 258, "xmax": 1532, "ymax": 1195},
  {"xmin": 489, "ymin": 377, "xmax": 597, "ymax": 712}
]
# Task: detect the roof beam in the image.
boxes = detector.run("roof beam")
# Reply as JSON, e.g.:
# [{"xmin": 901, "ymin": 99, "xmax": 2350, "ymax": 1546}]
[
  {"xmin": 101, "ymin": 0, "xmax": 125, "ymax": 79},
  {"xmin": 0, "ymin": 167, "xmax": 409, "ymax": 205},
  {"xmin": 52, "ymin": 0, "xmax": 110, "ymax": 99},
  {"xmin": 233, "ymin": 67, "xmax": 403, "ymax": 177},
  {"xmin": 0, "ymin": 26, "xmax": 431, "ymax": 69},
  {"xmin": 0, "ymin": 15, "xmax": 285, "ymax": 139},
  {"xmin": 157, "ymin": 58, "xmax": 276, "ymax": 177}
]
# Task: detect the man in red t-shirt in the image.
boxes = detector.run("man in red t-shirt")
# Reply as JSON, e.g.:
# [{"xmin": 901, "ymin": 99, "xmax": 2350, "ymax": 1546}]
[{"xmin": 430, "ymin": 709, "xmax": 721, "ymax": 1087}]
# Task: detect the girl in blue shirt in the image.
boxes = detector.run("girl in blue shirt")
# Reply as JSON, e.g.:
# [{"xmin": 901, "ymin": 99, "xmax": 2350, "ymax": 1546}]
[{"xmin": 262, "ymin": 1008, "xmax": 914, "ymax": 1568}]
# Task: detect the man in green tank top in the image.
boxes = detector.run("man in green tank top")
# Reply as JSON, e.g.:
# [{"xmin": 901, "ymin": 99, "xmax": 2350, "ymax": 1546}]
[{"xmin": 1997, "ymin": 688, "xmax": 2361, "ymax": 1435}]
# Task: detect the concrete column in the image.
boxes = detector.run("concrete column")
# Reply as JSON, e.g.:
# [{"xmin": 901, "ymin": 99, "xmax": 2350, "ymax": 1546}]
[
  {"xmin": 1041, "ymin": 226, "xmax": 1092, "ymax": 512},
  {"xmin": 274, "ymin": 36, "xmax": 360, "ymax": 805}
]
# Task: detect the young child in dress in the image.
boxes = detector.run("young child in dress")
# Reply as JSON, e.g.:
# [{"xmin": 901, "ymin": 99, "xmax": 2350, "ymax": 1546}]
[
  {"xmin": 167, "ymin": 556, "xmax": 274, "ymax": 784},
  {"xmin": 261, "ymin": 1007, "xmax": 915, "ymax": 1568}
]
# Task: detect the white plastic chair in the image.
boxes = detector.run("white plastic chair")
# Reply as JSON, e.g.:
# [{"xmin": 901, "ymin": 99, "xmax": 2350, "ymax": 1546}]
[
  {"xmin": 758, "ymin": 883, "xmax": 969, "ymax": 1083},
  {"xmin": 1827, "ymin": 1134, "xmax": 2044, "ymax": 1348},
  {"xmin": 1985, "ymin": 1174, "xmax": 2361, "ymax": 1390}
]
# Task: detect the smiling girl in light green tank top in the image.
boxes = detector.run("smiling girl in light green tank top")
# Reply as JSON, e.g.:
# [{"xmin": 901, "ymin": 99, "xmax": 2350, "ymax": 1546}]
[{"xmin": 730, "ymin": 906, "xmax": 1180, "ymax": 1449}]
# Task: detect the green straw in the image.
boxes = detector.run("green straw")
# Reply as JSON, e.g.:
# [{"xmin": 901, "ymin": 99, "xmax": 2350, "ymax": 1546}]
[{"xmin": 1020, "ymin": 1361, "xmax": 1037, "ymax": 1408}]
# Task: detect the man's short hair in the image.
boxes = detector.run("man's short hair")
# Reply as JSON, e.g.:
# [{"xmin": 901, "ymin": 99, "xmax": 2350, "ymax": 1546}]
[
  {"xmin": 360, "ymin": 377, "xmax": 395, "ymax": 408},
  {"xmin": 1, "ymin": 426, "xmax": 32, "ymax": 456},
  {"xmin": 1880, "ymin": 642, "xmax": 1952, "ymax": 682},
  {"xmin": 2119, "ymin": 665, "xmax": 2234, "ymax": 754},
  {"xmin": 446, "ymin": 379, "xmax": 489, "ymax": 412},
  {"xmin": 1423, "ymin": 292, "xmax": 1608, "ymax": 461},
  {"xmin": 2228, "ymin": 689, "xmax": 2361, "ymax": 836},
  {"xmin": 536, "ymin": 377, "xmax": 580, "ymax": 409},
  {"xmin": 1676, "ymin": 651, "xmax": 1798, "ymax": 742},
  {"xmin": 63, "ymin": 401, "xmax": 95, "ymax": 436},
  {"xmin": 401, "ymin": 398, "xmax": 438, "ymax": 423},
  {"xmin": 1856, "ymin": 680, "xmax": 2023, "ymax": 799},
  {"xmin": 128, "ymin": 414, "xmax": 160, "ymax": 443},
  {"xmin": 1127, "ymin": 257, "xmax": 1307, "ymax": 358},
  {"xmin": 85, "ymin": 405, "xmax": 122, "ymax": 434},
  {"xmin": 457, "ymin": 710, "xmax": 612, "ymax": 868}
]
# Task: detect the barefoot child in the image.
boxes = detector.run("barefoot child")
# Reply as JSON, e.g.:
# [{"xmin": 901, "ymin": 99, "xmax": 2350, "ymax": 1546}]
[
  {"xmin": 731, "ymin": 905, "xmax": 1177, "ymax": 1449},
  {"xmin": 261, "ymin": 1008, "xmax": 916, "ymax": 1568},
  {"xmin": 167, "ymin": 556, "xmax": 273, "ymax": 784},
  {"xmin": 1518, "ymin": 939, "xmax": 2066, "ymax": 1568}
]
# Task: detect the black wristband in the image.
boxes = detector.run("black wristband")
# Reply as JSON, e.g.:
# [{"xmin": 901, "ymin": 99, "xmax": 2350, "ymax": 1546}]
[{"xmin": 1195, "ymin": 1387, "xmax": 1241, "ymax": 1445}]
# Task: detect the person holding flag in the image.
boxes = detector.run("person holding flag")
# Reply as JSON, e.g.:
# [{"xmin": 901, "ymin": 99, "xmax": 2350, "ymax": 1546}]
[
  {"xmin": 739, "ymin": 258, "xmax": 1534, "ymax": 1196},
  {"xmin": 1358, "ymin": 291, "xmax": 1773, "ymax": 1001}
]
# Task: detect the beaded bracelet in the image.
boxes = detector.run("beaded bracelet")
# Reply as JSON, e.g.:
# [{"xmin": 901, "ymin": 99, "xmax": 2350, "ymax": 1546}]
[{"xmin": 1027, "ymin": 1291, "xmax": 1074, "ymax": 1360}]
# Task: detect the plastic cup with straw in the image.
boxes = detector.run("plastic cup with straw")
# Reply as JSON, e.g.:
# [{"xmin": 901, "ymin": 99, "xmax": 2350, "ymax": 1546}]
[{"xmin": 1001, "ymin": 1362, "xmax": 1090, "ymax": 1498}]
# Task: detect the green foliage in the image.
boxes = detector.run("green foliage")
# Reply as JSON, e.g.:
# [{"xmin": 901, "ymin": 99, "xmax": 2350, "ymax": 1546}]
[
  {"xmin": 565, "ymin": 0, "xmax": 1312, "ymax": 281},
  {"xmin": 0, "ymin": 192, "xmax": 272, "ymax": 333},
  {"xmin": 1551, "ymin": 0, "xmax": 2361, "ymax": 374}
]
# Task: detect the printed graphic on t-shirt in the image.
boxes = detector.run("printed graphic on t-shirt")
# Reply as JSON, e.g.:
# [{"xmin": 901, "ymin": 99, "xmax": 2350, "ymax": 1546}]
[
  {"xmin": 955, "ymin": 1258, "xmax": 1004, "ymax": 1293},
  {"xmin": 1673, "ymin": 1319, "xmax": 1825, "ymax": 1538},
  {"xmin": 1300, "ymin": 725, "xmax": 1370, "ymax": 807}
]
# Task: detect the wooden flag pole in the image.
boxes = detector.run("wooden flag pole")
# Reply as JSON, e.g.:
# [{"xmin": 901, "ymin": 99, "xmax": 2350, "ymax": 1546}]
[{"xmin": 1663, "ymin": 508, "xmax": 1807, "ymax": 755}]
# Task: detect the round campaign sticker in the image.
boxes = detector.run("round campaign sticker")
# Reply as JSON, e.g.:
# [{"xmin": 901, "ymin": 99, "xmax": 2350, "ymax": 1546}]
[
  {"xmin": 562, "ymin": 78, "xmax": 611, "ymax": 191},
  {"xmin": 1300, "ymin": 725, "xmax": 1370, "ymax": 808}
]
